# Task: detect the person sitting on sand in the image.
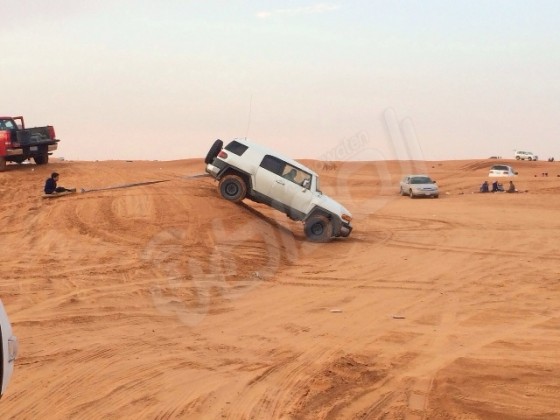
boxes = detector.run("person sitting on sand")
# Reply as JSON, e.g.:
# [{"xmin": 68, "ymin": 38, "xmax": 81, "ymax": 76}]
[
  {"xmin": 506, "ymin": 180, "xmax": 518, "ymax": 193},
  {"xmin": 491, "ymin": 180, "xmax": 504, "ymax": 192},
  {"xmin": 44, "ymin": 172, "xmax": 75, "ymax": 194},
  {"xmin": 480, "ymin": 180, "xmax": 489, "ymax": 193}
]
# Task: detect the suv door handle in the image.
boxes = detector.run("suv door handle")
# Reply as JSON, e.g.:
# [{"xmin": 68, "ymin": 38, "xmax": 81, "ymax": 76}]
[{"xmin": 276, "ymin": 180, "xmax": 285, "ymax": 185}]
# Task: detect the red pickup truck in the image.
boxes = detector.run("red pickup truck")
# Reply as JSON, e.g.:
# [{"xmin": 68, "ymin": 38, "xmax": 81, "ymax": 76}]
[{"xmin": 0, "ymin": 116, "xmax": 60, "ymax": 171}]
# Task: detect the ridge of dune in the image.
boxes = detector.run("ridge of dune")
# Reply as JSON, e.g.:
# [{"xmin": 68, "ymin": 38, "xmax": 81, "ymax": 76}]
[{"xmin": 1, "ymin": 157, "xmax": 559, "ymax": 418}]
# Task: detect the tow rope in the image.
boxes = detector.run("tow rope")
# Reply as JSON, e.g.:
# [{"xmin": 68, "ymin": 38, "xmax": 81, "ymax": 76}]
[{"xmin": 80, "ymin": 179, "xmax": 170, "ymax": 193}]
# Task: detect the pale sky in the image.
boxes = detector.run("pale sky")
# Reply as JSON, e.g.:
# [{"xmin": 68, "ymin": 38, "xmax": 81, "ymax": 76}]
[{"xmin": 3, "ymin": 1, "xmax": 559, "ymax": 162}]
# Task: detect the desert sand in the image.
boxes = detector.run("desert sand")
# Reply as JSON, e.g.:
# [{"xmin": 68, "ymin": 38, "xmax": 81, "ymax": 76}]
[{"xmin": 0, "ymin": 157, "xmax": 559, "ymax": 419}]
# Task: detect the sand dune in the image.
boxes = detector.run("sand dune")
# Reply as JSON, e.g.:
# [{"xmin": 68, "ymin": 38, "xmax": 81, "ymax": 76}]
[{"xmin": 1, "ymin": 157, "xmax": 559, "ymax": 419}]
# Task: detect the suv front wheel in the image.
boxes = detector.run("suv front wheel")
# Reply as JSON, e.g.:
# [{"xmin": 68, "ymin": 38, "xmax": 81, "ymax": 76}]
[
  {"xmin": 219, "ymin": 174, "xmax": 247, "ymax": 203},
  {"xmin": 304, "ymin": 215, "xmax": 332, "ymax": 242}
]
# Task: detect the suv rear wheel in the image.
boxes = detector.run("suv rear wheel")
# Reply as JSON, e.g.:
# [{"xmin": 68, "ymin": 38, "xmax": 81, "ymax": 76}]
[
  {"xmin": 219, "ymin": 174, "xmax": 247, "ymax": 203},
  {"xmin": 304, "ymin": 215, "xmax": 332, "ymax": 242}
]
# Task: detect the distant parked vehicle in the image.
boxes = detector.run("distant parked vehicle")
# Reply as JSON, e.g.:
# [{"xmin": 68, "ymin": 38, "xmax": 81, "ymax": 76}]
[
  {"xmin": 0, "ymin": 299, "xmax": 18, "ymax": 398},
  {"xmin": 489, "ymin": 164, "xmax": 517, "ymax": 177},
  {"xmin": 515, "ymin": 151, "xmax": 538, "ymax": 161},
  {"xmin": 399, "ymin": 175, "xmax": 439, "ymax": 198},
  {"xmin": 0, "ymin": 116, "xmax": 60, "ymax": 171}
]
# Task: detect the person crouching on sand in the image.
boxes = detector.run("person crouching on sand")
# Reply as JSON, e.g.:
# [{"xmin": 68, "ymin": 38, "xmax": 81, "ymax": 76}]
[
  {"xmin": 44, "ymin": 172, "xmax": 75, "ymax": 194},
  {"xmin": 506, "ymin": 180, "xmax": 518, "ymax": 193}
]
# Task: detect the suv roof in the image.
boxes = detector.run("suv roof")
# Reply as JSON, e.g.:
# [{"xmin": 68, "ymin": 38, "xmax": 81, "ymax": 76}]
[{"xmin": 226, "ymin": 138, "xmax": 318, "ymax": 177}]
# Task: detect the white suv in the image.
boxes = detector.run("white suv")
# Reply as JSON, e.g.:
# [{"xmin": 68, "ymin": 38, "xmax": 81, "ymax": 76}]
[
  {"xmin": 515, "ymin": 151, "xmax": 538, "ymax": 161},
  {"xmin": 204, "ymin": 138, "xmax": 353, "ymax": 242},
  {"xmin": 0, "ymin": 299, "xmax": 18, "ymax": 398}
]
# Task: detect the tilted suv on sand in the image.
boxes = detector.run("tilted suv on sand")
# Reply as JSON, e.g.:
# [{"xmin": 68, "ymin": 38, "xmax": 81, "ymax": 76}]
[{"xmin": 204, "ymin": 138, "xmax": 353, "ymax": 242}]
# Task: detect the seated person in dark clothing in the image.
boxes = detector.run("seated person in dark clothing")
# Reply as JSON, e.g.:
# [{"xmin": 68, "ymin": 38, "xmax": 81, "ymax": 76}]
[
  {"xmin": 506, "ymin": 180, "xmax": 517, "ymax": 193},
  {"xmin": 480, "ymin": 181, "xmax": 489, "ymax": 192},
  {"xmin": 283, "ymin": 168, "xmax": 297, "ymax": 182},
  {"xmin": 44, "ymin": 172, "xmax": 75, "ymax": 194},
  {"xmin": 491, "ymin": 180, "xmax": 504, "ymax": 192}
]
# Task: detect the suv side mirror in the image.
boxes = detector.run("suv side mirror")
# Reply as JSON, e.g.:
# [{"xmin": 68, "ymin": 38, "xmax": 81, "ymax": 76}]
[{"xmin": 0, "ymin": 300, "xmax": 18, "ymax": 397}]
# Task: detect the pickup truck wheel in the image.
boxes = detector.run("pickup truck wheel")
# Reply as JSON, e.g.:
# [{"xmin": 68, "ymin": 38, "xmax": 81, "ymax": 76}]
[
  {"xmin": 304, "ymin": 215, "xmax": 332, "ymax": 242},
  {"xmin": 219, "ymin": 174, "xmax": 247, "ymax": 203},
  {"xmin": 0, "ymin": 157, "xmax": 6, "ymax": 172},
  {"xmin": 205, "ymin": 139, "xmax": 223, "ymax": 164},
  {"xmin": 33, "ymin": 149, "xmax": 49, "ymax": 165}
]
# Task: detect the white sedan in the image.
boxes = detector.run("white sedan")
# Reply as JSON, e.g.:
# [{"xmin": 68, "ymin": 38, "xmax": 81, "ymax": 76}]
[
  {"xmin": 489, "ymin": 164, "xmax": 517, "ymax": 177},
  {"xmin": 400, "ymin": 175, "xmax": 439, "ymax": 198}
]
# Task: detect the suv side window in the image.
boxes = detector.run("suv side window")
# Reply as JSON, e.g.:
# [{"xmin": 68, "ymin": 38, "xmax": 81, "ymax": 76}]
[
  {"xmin": 260, "ymin": 155, "xmax": 285, "ymax": 175},
  {"xmin": 225, "ymin": 141, "xmax": 249, "ymax": 156},
  {"xmin": 260, "ymin": 156, "xmax": 312, "ymax": 188},
  {"xmin": 281, "ymin": 164, "xmax": 312, "ymax": 188}
]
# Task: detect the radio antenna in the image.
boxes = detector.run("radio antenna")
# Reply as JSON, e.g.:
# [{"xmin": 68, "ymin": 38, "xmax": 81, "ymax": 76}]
[{"xmin": 245, "ymin": 94, "xmax": 253, "ymax": 140}]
